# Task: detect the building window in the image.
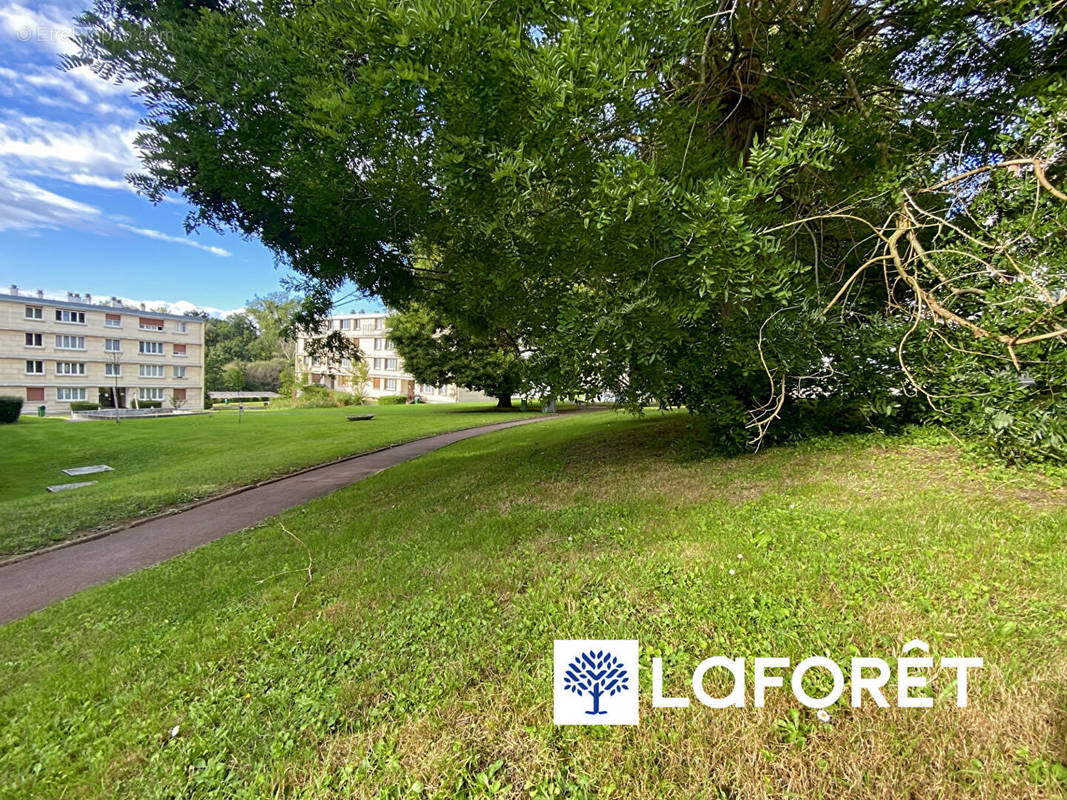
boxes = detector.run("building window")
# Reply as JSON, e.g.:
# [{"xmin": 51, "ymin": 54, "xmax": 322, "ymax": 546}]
[
  {"xmin": 385, "ymin": 358, "xmax": 398, "ymax": 371},
  {"xmin": 105, "ymin": 339, "xmax": 121, "ymax": 352},
  {"xmin": 172, "ymin": 388, "xmax": 187, "ymax": 402},
  {"xmin": 340, "ymin": 319, "xmax": 351, "ymax": 330},
  {"xmin": 374, "ymin": 338, "xmax": 383, "ymax": 351},
  {"xmin": 25, "ymin": 305, "xmax": 43, "ymax": 319},
  {"xmin": 55, "ymin": 335, "xmax": 86, "ymax": 350},
  {"xmin": 374, "ymin": 318, "xmax": 383, "ymax": 330},
  {"xmin": 26, "ymin": 387, "xmax": 44, "ymax": 402},
  {"xmin": 372, "ymin": 358, "xmax": 381, "ymax": 369},
  {"xmin": 25, "ymin": 332, "xmax": 43, "ymax": 347},
  {"xmin": 57, "ymin": 387, "xmax": 87, "ymax": 402},
  {"xmin": 55, "ymin": 309, "xmax": 85, "ymax": 324},
  {"xmin": 173, "ymin": 366, "xmax": 187, "ymax": 379},
  {"xmin": 438, "ymin": 385, "xmax": 448, "ymax": 395},
  {"xmin": 139, "ymin": 317, "xmax": 164, "ymax": 331},
  {"xmin": 384, "ymin": 378, "xmax": 397, "ymax": 391},
  {"xmin": 105, "ymin": 363, "xmax": 122, "ymax": 377},
  {"xmin": 173, "ymin": 344, "xmax": 187, "ymax": 356},
  {"xmin": 139, "ymin": 387, "xmax": 165, "ymax": 402},
  {"xmin": 105, "ymin": 314, "xmax": 121, "ymax": 327},
  {"xmin": 56, "ymin": 362, "xmax": 86, "ymax": 375},
  {"xmin": 175, "ymin": 321, "xmax": 187, "ymax": 333},
  {"xmin": 139, "ymin": 364, "xmax": 165, "ymax": 378},
  {"xmin": 25, "ymin": 360, "xmax": 44, "ymax": 374},
  {"xmin": 340, "ymin": 358, "xmax": 351, "ymax": 368},
  {"xmin": 139, "ymin": 341, "xmax": 164, "ymax": 355}
]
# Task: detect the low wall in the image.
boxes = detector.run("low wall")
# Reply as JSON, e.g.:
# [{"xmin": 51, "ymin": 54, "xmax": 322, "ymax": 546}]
[{"xmin": 71, "ymin": 409, "xmax": 210, "ymax": 420}]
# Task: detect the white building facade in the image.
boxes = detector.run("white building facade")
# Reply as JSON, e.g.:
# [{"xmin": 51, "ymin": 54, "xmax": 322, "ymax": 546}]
[
  {"xmin": 294, "ymin": 311, "xmax": 492, "ymax": 404},
  {"xmin": 0, "ymin": 287, "xmax": 206, "ymax": 415}
]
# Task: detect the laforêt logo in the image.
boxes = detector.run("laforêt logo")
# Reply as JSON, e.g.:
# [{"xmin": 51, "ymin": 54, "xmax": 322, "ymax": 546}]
[
  {"xmin": 554, "ymin": 638, "xmax": 983, "ymax": 727},
  {"xmin": 553, "ymin": 640, "xmax": 638, "ymax": 725}
]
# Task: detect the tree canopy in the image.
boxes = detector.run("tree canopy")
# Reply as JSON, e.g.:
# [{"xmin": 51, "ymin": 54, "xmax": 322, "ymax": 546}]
[
  {"xmin": 196, "ymin": 293, "xmax": 300, "ymax": 391},
  {"xmin": 71, "ymin": 0, "xmax": 1067, "ymax": 459},
  {"xmin": 388, "ymin": 306, "xmax": 523, "ymax": 407}
]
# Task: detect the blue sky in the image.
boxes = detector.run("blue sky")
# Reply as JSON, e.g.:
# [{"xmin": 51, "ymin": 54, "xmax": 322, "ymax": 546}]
[{"xmin": 0, "ymin": 1, "xmax": 376, "ymax": 315}]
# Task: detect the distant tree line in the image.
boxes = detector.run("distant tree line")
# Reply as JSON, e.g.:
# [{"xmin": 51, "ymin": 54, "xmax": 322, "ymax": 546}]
[{"xmin": 192, "ymin": 292, "xmax": 299, "ymax": 393}]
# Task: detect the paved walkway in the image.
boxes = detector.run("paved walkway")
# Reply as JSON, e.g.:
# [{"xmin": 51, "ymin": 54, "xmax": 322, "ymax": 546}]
[{"xmin": 0, "ymin": 415, "xmax": 552, "ymax": 624}]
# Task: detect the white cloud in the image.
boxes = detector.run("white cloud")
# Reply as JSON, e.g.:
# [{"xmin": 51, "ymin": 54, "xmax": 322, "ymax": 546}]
[
  {"xmin": 0, "ymin": 115, "xmax": 142, "ymax": 178},
  {"xmin": 0, "ymin": 5, "xmax": 238, "ymax": 265},
  {"xmin": 66, "ymin": 172, "xmax": 132, "ymax": 191},
  {"xmin": 0, "ymin": 169, "xmax": 230, "ymax": 258},
  {"xmin": 118, "ymin": 224, "xmax": 232, "ymax": 258},
  {"xmin": 0, "ymin": 164, "xmax": 101, "ymax": 231},
  {"xmin": 128, "ymin": 298, "xmax": 244, "ymax": 318},
  {"xmin": 0, "ymin": 2, "xmax": 80, "ymax": 55}
]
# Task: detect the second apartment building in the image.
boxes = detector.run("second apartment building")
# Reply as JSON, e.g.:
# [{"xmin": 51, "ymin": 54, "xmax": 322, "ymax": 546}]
[
  {"xmin": 0, "ymin": 288, "xmax": 205, "ymax": 414},
  {"xmin": 295, "ymin": 311, "xmax": 492, "ymax": 403}
]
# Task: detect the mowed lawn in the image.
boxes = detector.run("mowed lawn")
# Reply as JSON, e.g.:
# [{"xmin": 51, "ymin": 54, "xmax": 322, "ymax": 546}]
[
  {"xmin": 0, "ymin": 404, "xmax": 535, "ymax": 555},
  {"xmin": 1, "ymin": 412, "xmax": 1065, "ymax": 799}
]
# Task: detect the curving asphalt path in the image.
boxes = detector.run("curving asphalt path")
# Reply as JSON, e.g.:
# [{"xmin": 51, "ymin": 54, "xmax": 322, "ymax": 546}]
[{"xmin": 0, "ymin": 414, "xmax": 554, "ymax": 624}]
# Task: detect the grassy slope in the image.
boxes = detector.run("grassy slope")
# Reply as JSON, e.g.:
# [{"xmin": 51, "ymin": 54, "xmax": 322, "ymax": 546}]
[
  {"xmin": 0, "ymin": 412, "xmax": 1064, "ymax": 799},
  {"xmin": 0, "ymin": 404, "xmax": 535, "ymax": 555}
]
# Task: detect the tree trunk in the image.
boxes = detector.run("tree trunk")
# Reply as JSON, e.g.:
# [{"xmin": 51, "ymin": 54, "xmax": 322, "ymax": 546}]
[
  {"xmin": 589, "ymin": 685, "xmax": 604, "ymax": 715},
  {"xmin": 496, "ymin": 394, "xmax": 513, "ymax": 409}
]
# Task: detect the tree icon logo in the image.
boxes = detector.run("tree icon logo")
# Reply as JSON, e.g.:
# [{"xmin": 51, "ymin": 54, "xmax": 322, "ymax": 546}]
[
  {"xmin": 562, "ymin": 649, "xmax": 631, "ymax": 715},
  {"xmin": 554, "ymin": 639, "xmax": 639, "ymax": 725}
]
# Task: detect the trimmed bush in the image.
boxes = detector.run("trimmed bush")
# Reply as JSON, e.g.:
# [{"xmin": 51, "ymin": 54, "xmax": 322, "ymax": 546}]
[
  {"xmin": 299, "ymin": 384, "xmax": 332, "ymax": 399},
  {"xmin": 70, "ymin": 402, "xmax": 101, "ymax": 412},
  {"xmin": 136, "ymin": 401, "xmax": 163, "ymax": 409},
  {"xmin": 0, "ymin": 396, "xmax": 23, "ymax": 423},
  {"xmin": 378, "ymin": 395, "xmax": 408, "ymax": 405}
]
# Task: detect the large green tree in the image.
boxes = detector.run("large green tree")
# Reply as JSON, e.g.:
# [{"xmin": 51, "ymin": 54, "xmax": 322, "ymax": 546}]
[
  {"xmin": 71, "ymin": 0, "xmax": 1067, "ymax": 457},
  {"xmin": 388, "ymin": 307, "xmax": 523, "ymax": 407},
  {"xmin": 245, "ymin": 292, "xmax": 300, "ymax": 362}
]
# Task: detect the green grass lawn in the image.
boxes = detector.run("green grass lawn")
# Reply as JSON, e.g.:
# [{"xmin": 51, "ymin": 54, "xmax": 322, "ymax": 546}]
[
  {"xmin": 1, "ymin": 412, "xmax": 1065, "ymax": 799},
  {"xmin": 0, "ymin": 404, "xmax": 535, "ymax": 555}
]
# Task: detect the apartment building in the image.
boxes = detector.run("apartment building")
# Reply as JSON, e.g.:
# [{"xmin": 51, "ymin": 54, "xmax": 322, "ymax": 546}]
[
  {"xmin": 294, "ymin": 311, "xmax": 491, "ymax": 403},
  {"xmin": 0, "ymin": 287, "xmax": 206, "ymax": 415}
]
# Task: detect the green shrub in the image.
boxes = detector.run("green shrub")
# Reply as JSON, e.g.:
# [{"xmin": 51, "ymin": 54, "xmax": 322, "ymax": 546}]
[
  {"xmin": 299, "ymin": 384, "xmax": 332, "ymax": 399},
  {"xmin": 981, "ymin": 406, "xmax": 1067, "ymax": 465},
  {"xmin": 378, "ymin": 395, "xmax": 408, "ymax": 405},
  {"xmin": 137, "ymin": 401, "xmax": 163, "ymax": 409},
  {"xmin": 296, "ymin": 395, "xmax": 339, "ymax": 409},
  {"xmin": 70, "ymin": 402, "xmax": 101, "ymax": 412},
  {"xmin": 0, "ymin": 396, "xmax": 23, "ymax": 423}
]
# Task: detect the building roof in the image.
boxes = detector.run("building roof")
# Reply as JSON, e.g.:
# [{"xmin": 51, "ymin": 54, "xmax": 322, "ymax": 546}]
[
  {"xmin": 0, "ymin": 291, "xmax": 205, "ymax": 323},
  {"xmin": 326, "ymin": 310, "xmax": 389, "ymax": 319}
]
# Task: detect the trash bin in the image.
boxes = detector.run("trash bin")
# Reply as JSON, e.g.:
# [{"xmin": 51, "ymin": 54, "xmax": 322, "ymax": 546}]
[{"xmin": 37, "ymin": 405, "xmax": 46, "ymax": 417}]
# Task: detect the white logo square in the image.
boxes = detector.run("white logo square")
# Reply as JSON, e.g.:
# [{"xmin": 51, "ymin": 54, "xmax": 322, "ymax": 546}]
[{"xmin": 553, "ymin": 639, "xmax": 639, "ymax": 725}]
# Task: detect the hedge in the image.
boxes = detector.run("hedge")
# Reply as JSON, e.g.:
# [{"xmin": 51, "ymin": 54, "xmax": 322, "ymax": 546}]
[
  {"xmin": 70, "ymin": 402, "xmax": 101, "ymax": 411},
  {"xmin": 378, "ymin": 395, "xmax": 408, "ymax": 405},
  {"xmin": 136, "ymin": 401, "xmax": 163, "ymax": 409},
  {"xmin": 0, "ymin": 395, "xmax": 22, "ymax": 423}
]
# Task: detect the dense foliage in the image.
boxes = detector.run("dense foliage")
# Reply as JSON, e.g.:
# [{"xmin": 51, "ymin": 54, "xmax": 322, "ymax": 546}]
[
  {"xmin": 197, "ymin": 292, "xmax": 299, "ymax": 391},
  {"xmin": 389, "ymin": 306, "xmax": 523, "ymax": 407},
  {"xmin": 70, "ymin": 0, "xmax": 1067, "ymax": 459}
]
